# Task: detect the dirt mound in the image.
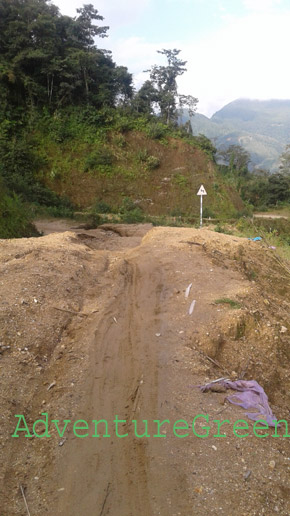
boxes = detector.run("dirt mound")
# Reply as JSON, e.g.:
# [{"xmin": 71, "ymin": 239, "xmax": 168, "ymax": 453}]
[{"xmin": 1, "ymin": 224, "xmax": 289, "ymax": 515}]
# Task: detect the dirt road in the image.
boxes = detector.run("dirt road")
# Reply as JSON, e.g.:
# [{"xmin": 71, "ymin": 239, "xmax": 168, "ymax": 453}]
[{"xmin": 1, "ymin": 223, "xmax": 289, "ymax": 515}]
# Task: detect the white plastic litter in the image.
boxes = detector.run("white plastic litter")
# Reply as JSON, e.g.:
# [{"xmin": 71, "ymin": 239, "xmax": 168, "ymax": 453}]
[
  {"xmin": 185, "ymin": 283, "xmax": 192, "ymax": 298},
  {"xmin": 189, "ymin": 300, "xmax": 196, "ymax": 315}
]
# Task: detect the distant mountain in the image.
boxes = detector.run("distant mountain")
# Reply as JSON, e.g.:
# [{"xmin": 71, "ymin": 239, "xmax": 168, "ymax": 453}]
[{"xmin": 182, "ymin": 99, "xmax": 290, "ymax": 172}]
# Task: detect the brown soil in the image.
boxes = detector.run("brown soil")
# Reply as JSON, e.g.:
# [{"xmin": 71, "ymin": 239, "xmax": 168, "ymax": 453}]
[
  {"xmin": 45, "ymin": 131, "xmax": 243, "ymax": 216},
  {"xmin": 0, "ymin": 222, "xmax": 289, "ymax": 516}
]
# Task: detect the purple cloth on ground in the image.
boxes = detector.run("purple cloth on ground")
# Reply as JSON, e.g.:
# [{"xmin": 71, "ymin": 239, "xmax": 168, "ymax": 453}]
[{"xmin": 200, "ymin": 379, "xmax": 278, "ymax": 427}]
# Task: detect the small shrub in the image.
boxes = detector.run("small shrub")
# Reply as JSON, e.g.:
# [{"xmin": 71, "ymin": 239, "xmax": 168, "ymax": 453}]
[
  {"xmin": 0, "ymin": 191, "xmax": 38, "ymax": 238},
  {"xmin": 203, "ymin": 207, "xmax": 215, "ymax": 218},
  {"xmin": 94, "ymin": 200, "xmax": 112, "ymax": 214},
  {"xmin": 120, "ymin": 197, "xmax": 137, "ymax": 213},
  {"xmin": 120, "ymin": 207, "xmax": 144, "ymax": 224},
  {"xmin": 136, "ymin": 149, "xmax": 149, "ymax": 162},
  {"xmin": 85, "ymin": 213, "xmax": 102, "ymax": 228},
  {"xmin": 84, "ymin": 148, "xmax": 114, "ymax": 171},
  {"xmin": 146, "ymin": 155, "xmax": 160, "ymax": 170},
  {"xmin": 114, "ymin": 117, "xmax": 133, "ymax": 133},
  {"xmin": 136, "ymin": 150, "xmax": 160, "ymax": 170},
  {"xmin": 174, "ymin": 174, "xmax": 188, "ymax": 187},
  {"xmin": 170, "ymin": 209, "xmax": 186, "ymax": 217},
  {"xmin": 113, "ymin": 134, "xmax": 126, "ymax": 148},
  {"xmin": 147, "ymin": 122, "xmax": 168, "ymax": 140},
  {"xmin": 214, "ymin": 224, "xmax": 233, "ymax": 235}
]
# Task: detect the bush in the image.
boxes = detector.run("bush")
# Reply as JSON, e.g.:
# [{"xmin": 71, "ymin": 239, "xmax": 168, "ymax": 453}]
[
  {"xmin": 146, "ymin": 155, "xmax": 160, "ymax": 170},
  {"xmin": 136, "ymin": 150, "xmax": 160, "ymax": 170},
  {"xmin": 203, "ymin": 207, "xmax": 215, "ymax": 218},
  {"xmin": 85, "ymin": 213, "xmax": 102, "ymax": 228},
  {"xmin": 214, "ymin": 224, "xmax": 233, "ymax": 235},
  {"xmin": 193, "ymin": 134, "xmax": 217, "ymax": 160},
  {"xmin": 136, "ymin": 149, "xmax": 149, "ymax": 162},
  {"xmin": 94, "ymin": 200, "xmax": 112, "ymax": 214},
  {"xmin": 84, "ymin": 148, "xmax": 114, "ymax": 171},
  {"xmin": 120, "ymin": 197, "xmax": 137, "ymax": 213},
  {"xmin": 174, "ymin": 174, "xmax": 188, "ymax": 187},
  {"xmin": 146, "ymin": 122, "xmax": 168, "ymax": 140},
  {"xmin": 113, "ymin": 134, "xmax": 126, "ymax": 148},
  {"xmin": 119, "ymin": 197, "xmax": 145, "ymax": 223},
  {"xmin": 120, "ymin": 207, "xmax": 144, "ymax": 223},
  {"xmin": 0, "ymin": 190, "xmax": 38, "ymax": 238}
]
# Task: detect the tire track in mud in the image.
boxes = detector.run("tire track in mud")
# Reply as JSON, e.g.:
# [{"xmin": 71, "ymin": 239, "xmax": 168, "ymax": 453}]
[
  {"xmin": 55, "ymin": 250, "xmax": 167, "ymax": 516},
  {"xmin": 53, "ymin": 231, "xmax": 253, "ymax": 516}
]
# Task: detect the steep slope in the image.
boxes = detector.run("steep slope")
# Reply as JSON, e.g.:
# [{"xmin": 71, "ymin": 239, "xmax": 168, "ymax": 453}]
[{"xmin": 42, "ymin": 129, "xmax": 244, "ymax": 218}]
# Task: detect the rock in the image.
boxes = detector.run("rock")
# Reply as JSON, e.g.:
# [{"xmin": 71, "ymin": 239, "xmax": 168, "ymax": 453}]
[
  {"xmin": 269, "ymin": 460, "xmax": 276, "ymax": 469},
  {"xmin": 208, "ymin": 384, "xmax": 227, "ymax": 393},
  {"xmin": 280, "ymin": 326, "xmax": 287, "ymax": 334}
]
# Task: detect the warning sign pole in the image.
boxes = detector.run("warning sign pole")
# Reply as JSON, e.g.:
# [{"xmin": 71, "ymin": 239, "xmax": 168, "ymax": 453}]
[{"xmin": 196, "ymin": 184, "xmax": 207, "ymax": 228}]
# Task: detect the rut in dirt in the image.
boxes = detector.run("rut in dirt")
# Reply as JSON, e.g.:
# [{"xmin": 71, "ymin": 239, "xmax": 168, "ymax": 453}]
[{"xmin": 55, "ymin": 250, "xmax": 174, "ymax": 515}]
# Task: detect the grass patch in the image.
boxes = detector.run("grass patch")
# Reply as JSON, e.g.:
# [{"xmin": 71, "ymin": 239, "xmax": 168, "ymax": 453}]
[
  {"xmin": 214, "ymin": 224, "xmax": 233, "ymax": 235},
  {"xmin": 214, "ymin": 298, "xmax": 242, "ymax": 309}
]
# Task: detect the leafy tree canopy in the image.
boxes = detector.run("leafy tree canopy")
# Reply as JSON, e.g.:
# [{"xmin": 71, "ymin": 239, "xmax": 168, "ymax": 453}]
[
  {"xmin": 0, "ymin": 0, "xmax": 133, "ymax": 115},
  {"xmin": 142, "ymin": 49, "xmax": 198, "ymax": 124}
]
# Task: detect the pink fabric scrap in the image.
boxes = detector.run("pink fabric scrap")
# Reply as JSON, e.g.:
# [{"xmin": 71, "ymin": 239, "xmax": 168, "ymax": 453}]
[{"xmin": 199, "ymin": 379, "xmax": 278, "ymax": 427}]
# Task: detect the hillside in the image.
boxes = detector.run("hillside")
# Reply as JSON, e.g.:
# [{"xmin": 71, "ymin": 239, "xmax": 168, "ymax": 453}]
[
  {"xmin": 183, "ymin": 99, "xmax": 290, "ymax": 172},
  {"xmin": 35, "ymin": 114, "xmax": 243, "ymax": 220},
  {"xmin": 0, "ymin": 0, "xmax": 247, "ymax": 238}
]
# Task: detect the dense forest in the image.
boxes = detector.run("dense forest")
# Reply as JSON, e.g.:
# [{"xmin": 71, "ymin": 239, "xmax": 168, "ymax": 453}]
[{"xmin": 0, "ymin": 0, "xmax": 289, "ymax": 238}]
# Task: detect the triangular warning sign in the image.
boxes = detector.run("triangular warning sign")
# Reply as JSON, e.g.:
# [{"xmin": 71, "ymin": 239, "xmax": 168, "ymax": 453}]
[{"xmin": 197, "ymin": 185, "xmax": 207, "ymax": 196}]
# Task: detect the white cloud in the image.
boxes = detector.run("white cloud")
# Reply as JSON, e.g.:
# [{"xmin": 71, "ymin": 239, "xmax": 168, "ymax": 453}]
[
  {"xmin": 96, "ymin": 0, "xmax": 151, "ymax": 28},
  {"xmin": 53, "ymin": 0, "xmax": 151, "ymax": 27},
  {"xmin": 177, "ymin": 10, "xmax": 290, "ymax": 116},
  {"xmin": 53, "ymin": 0, "xmax": 290, "ymax": 117},
  {"xmin": 109, "ymin": 36, "xmax": 182, "ymax": 87},
  {"xmin": 242, "ymin": 0, "xmax": 281, "ymax": 12}
]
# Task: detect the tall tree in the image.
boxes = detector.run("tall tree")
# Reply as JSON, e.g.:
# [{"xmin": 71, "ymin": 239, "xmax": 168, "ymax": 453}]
[
  {"xmin": 144, "ymin": 49, "xmax": 198, "ymax": 124},
  {"xmin": 218, "ymin": 144, "xmax": 251, "ymax": 177},
  {"xmin": 0, "ymin": 0, "xmax": 132, "ymax": 113},
  {"xmin": 133, "ymin": 80, "xmax": 159, "ymax": 115}
]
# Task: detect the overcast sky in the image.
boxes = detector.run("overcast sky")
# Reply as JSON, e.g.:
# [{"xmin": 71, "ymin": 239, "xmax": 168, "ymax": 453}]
[{"xmin": 53, "ymin": 0, "xmax": 290, "ymax": 117}]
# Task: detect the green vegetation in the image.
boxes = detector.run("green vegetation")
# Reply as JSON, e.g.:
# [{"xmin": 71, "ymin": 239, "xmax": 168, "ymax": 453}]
[
  {"xmin": 214, "ymin": 298, "xmax": 242, "ymax": 309},
  {"xmin": 0, "ymin": 187, "xmax": 38, "ymax": 238},
  {"xmin": 2, "ymin": 0, "xmax": 287, "ymax": 239},
  {"xmin": 186, "ymin": 99, "xmax": 290, "ymax": 172},
  {"xmin": 208, "ymin": 216, "xmax": 290, "ymax": 263},
  {"xmin": 142, "ymin": 49, "xmax": 198, "ymax": 125},
  {"xmin": 215, "ymin": 143, "xmax": 290, "ymax": 212}
]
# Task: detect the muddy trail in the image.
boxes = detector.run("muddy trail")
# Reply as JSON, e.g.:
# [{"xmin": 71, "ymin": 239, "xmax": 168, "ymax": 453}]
[{"xmin": 0, "ymin": 222, "xmax": 289, "ymax": 516}]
